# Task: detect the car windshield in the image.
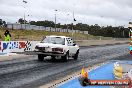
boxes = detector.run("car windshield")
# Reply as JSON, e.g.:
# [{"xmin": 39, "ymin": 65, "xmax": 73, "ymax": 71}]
[{"xmin": 41, "ymin": 37, "xmax": 65, "ymax": 45}]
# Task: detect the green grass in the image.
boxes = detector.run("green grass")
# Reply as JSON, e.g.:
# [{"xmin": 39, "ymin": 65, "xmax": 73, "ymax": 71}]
[{"xmin": 0, "ymin": 28, "xmax": 113, "ymax": 41}]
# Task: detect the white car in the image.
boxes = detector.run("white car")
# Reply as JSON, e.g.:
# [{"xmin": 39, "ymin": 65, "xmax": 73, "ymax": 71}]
[
  {"xmin": 34, "ymin": 35, "xmax": 79, "ymax": 61},
  {"xmin": 127, "ymin": 69, "xmax": 132, "ymax": 79}
]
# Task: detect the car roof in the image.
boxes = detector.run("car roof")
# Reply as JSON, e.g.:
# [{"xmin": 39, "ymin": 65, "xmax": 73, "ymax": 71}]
[{"xmin": 46, "ymin": 35, "xmax": 70, "ymax": 38}]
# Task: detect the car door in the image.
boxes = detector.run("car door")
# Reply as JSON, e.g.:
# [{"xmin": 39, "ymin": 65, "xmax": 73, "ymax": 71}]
[{"xmin": 66, "ymin": 38, "xmax": 77, "ymax": 56}]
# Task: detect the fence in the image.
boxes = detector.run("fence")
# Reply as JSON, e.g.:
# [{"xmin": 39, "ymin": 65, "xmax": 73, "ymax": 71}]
[{"xmin": 7, "ymin": 23, "xmax": 89, "ymax": 34}]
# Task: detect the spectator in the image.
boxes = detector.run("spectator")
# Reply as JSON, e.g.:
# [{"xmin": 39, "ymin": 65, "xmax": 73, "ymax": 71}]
[
  {"xmin": 4, "ymin": 30, "xmax": 11, "ymax": 41},
  {"xmin": 0, "ymin": 31, "xmax": 1, "ymax": 39}
]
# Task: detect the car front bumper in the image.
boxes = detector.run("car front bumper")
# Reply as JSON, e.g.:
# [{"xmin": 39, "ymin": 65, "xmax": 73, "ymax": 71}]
[{"xmin": 34, "ymin": 51, "xmax": 65, "ymax": 56}]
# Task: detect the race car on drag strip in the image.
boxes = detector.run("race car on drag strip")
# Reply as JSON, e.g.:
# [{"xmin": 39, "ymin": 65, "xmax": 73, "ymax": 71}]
[{"xmin": 34, "ymin": 35, "xmax": 79, "ymax": 61}]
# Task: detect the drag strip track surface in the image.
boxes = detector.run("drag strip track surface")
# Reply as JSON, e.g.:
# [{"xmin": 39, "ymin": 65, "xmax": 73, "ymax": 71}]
[{"xmin": 0, "ymin": 44, "xmax": 130, "ymax": 88}]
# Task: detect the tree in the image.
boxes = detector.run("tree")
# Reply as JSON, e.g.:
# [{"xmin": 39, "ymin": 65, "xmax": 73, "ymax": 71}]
[
  {"xmin": 2, "ymin": 21, "xmax": 7, "ymax": 27},
  {"xmin": 18, "ymin": 18, "xmax": 24, "ymax": 24},
  {"xmin": 0, "ymin": 19, "xmax": 7, "ymax": 27},
  {"xmin": 30, "ymin": 21, "xmax": 36, "ymax": 25},
  {"xmin": 30, "ymin": 20, "xmax": 55, "ymax": 27},
  {"xmin": 18, "ymin": 18, "xmax": 27, "ymax": 24},
  {"xmin": 24, "ymin": 19, "xmax": 129, "ymax": 38},
  {"xmin": 0, "ymin": 19, "xmax": 3, "ymax": 26},
  {"xmin": 56, "ymin": 23, "xmax": 61, "ymax": 28}
]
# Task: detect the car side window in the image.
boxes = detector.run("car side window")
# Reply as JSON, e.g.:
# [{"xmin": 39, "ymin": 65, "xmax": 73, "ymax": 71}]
[
  {"xmin": 130, "ymin": 69, "xmax": 132, "ymax": 74},
  {"xmin": 66, "ymin": 38, "xmax": 73, "ymax": 46}
]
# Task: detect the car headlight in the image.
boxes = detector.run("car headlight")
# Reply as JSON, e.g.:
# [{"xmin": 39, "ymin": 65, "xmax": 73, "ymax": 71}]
[{"xmin": 35, "ymin": 46, "xmax": 39, "ymax": 49}]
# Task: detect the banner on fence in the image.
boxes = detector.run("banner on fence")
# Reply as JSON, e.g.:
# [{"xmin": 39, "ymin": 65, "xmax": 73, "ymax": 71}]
[{"xmin": 0, "ymin": 41, "xmax": 39, "ymax": 55}]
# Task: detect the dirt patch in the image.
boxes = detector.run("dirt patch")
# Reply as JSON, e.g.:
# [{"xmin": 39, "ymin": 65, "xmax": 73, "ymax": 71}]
[
  {"xmin": 0, "ymin": 53, "xmax": 33, "ymax": 61},
  {"xmin": 76, "ymin": 40, "xmax": 128, "ymax": 46}
]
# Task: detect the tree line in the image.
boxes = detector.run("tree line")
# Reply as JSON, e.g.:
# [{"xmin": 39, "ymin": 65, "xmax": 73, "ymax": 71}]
[
  {"xmin": 22, "ymin": 20, "xmax": 129, "ymax": 38},
  {"xmin": 1, "ymin": 18, "xmax": 130, "ymax": 38},
  {"xmin": 74, "ymin": 23, "xmax": 129, "ymax": 38},
  {"xmin": 0, "ymin": 19, "xmax": 7, "ymax": 27}
]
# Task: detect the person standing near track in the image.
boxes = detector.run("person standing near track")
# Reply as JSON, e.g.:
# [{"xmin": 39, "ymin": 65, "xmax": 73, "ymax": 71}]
[
  {"xmin": 4, "ymin": 30, "xmax": 11, "ymax": 41},
  {"xmin": 0, "ymin": 31, "xmax": 1, "ymax": 39}
]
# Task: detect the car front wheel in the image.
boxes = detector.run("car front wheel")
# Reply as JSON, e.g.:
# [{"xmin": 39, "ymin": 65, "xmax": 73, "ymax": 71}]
[
  {"xmin": 62, "ymin": 52, "xmax": 69, "ymax": 62},
  {"xmin": 38, "ymin": 54, "xmax": 44, "ymax": 61},
  {"xmin": 51, "ymin": 56, "xmax": 56, "ymax": 61},
  {"xmin": 74, "ymin": 50, "xmax": 79, "ymax": 60}
]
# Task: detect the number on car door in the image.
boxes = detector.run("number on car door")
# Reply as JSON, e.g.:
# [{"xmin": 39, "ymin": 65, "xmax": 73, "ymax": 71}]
[{"xmin": 66, "ymin": 38, "xmax": 77, "ymax": 56}]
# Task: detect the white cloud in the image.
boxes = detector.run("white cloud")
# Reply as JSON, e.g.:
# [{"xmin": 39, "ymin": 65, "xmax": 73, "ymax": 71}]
[{"xmin": 0, "ymin": 0, "xmax": 132, "ymax": 27}]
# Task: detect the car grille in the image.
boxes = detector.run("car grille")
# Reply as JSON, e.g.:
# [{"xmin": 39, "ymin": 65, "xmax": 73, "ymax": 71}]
[{"xmin": 36, "ymin": 46, "xmax": 45, "ymax": 51}]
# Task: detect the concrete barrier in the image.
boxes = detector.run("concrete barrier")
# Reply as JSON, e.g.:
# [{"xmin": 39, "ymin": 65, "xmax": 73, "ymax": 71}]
[{"xmin": 0, "ymin": 41, "xmax": 40, "ymax": 56}]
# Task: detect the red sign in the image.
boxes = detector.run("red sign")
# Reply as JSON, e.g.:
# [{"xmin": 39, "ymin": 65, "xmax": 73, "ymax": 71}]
[
  {"xmin": 19, "ymin": 42, "xmax": 26, "ymax": 49},
  {"xmin": 89, "ymin": 80, "xmax": 129, "ymax": 85}
]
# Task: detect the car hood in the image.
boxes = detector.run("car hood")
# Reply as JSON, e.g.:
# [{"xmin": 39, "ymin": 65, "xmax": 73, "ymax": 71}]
[{"xmin": 36, "ymin": 43, "xmax": 65, "ymax": 48}]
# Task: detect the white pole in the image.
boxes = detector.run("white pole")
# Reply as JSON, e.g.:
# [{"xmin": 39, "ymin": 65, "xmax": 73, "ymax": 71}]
[
  {"xmin": 72, "ymin": 11, "xmax": 74, "ymax": 38},
  {"xmin": 55, "ymin": 14, "xmax": 56, "ymax": 32},
  {"xmin": 24, "ymin": 12, "xmax": 26, "ymax": 29},
  {"xmin": 54, "ymin": 10, "xmax": 57, "ymax": 32},
  {"xmin": 66, "ymin": 14, "xmax": 69, "ymax": 32},
  {"xmin": 23, "ymin": 0, "xmax": 27, "ymax": 29},
  {"xmin": 100, "ymin": 16, "xmax": 103, "ymax": 27}
]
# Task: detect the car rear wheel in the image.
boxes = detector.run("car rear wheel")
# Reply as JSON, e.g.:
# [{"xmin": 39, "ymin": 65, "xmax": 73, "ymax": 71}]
[
  {"xmin": 38, "ymin": 54, "xmax": 44, "ymax": 61},
  {"xmin": 74, "ymin": 50, "xmax": 79, "ymax": 60},
  {"xmin": 51, "ymin": 56, "xmax": 56, "ymax": 61},
  {"xmin": 62, "ymin": 52, "xmax": 69, "ymax": 62}
]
